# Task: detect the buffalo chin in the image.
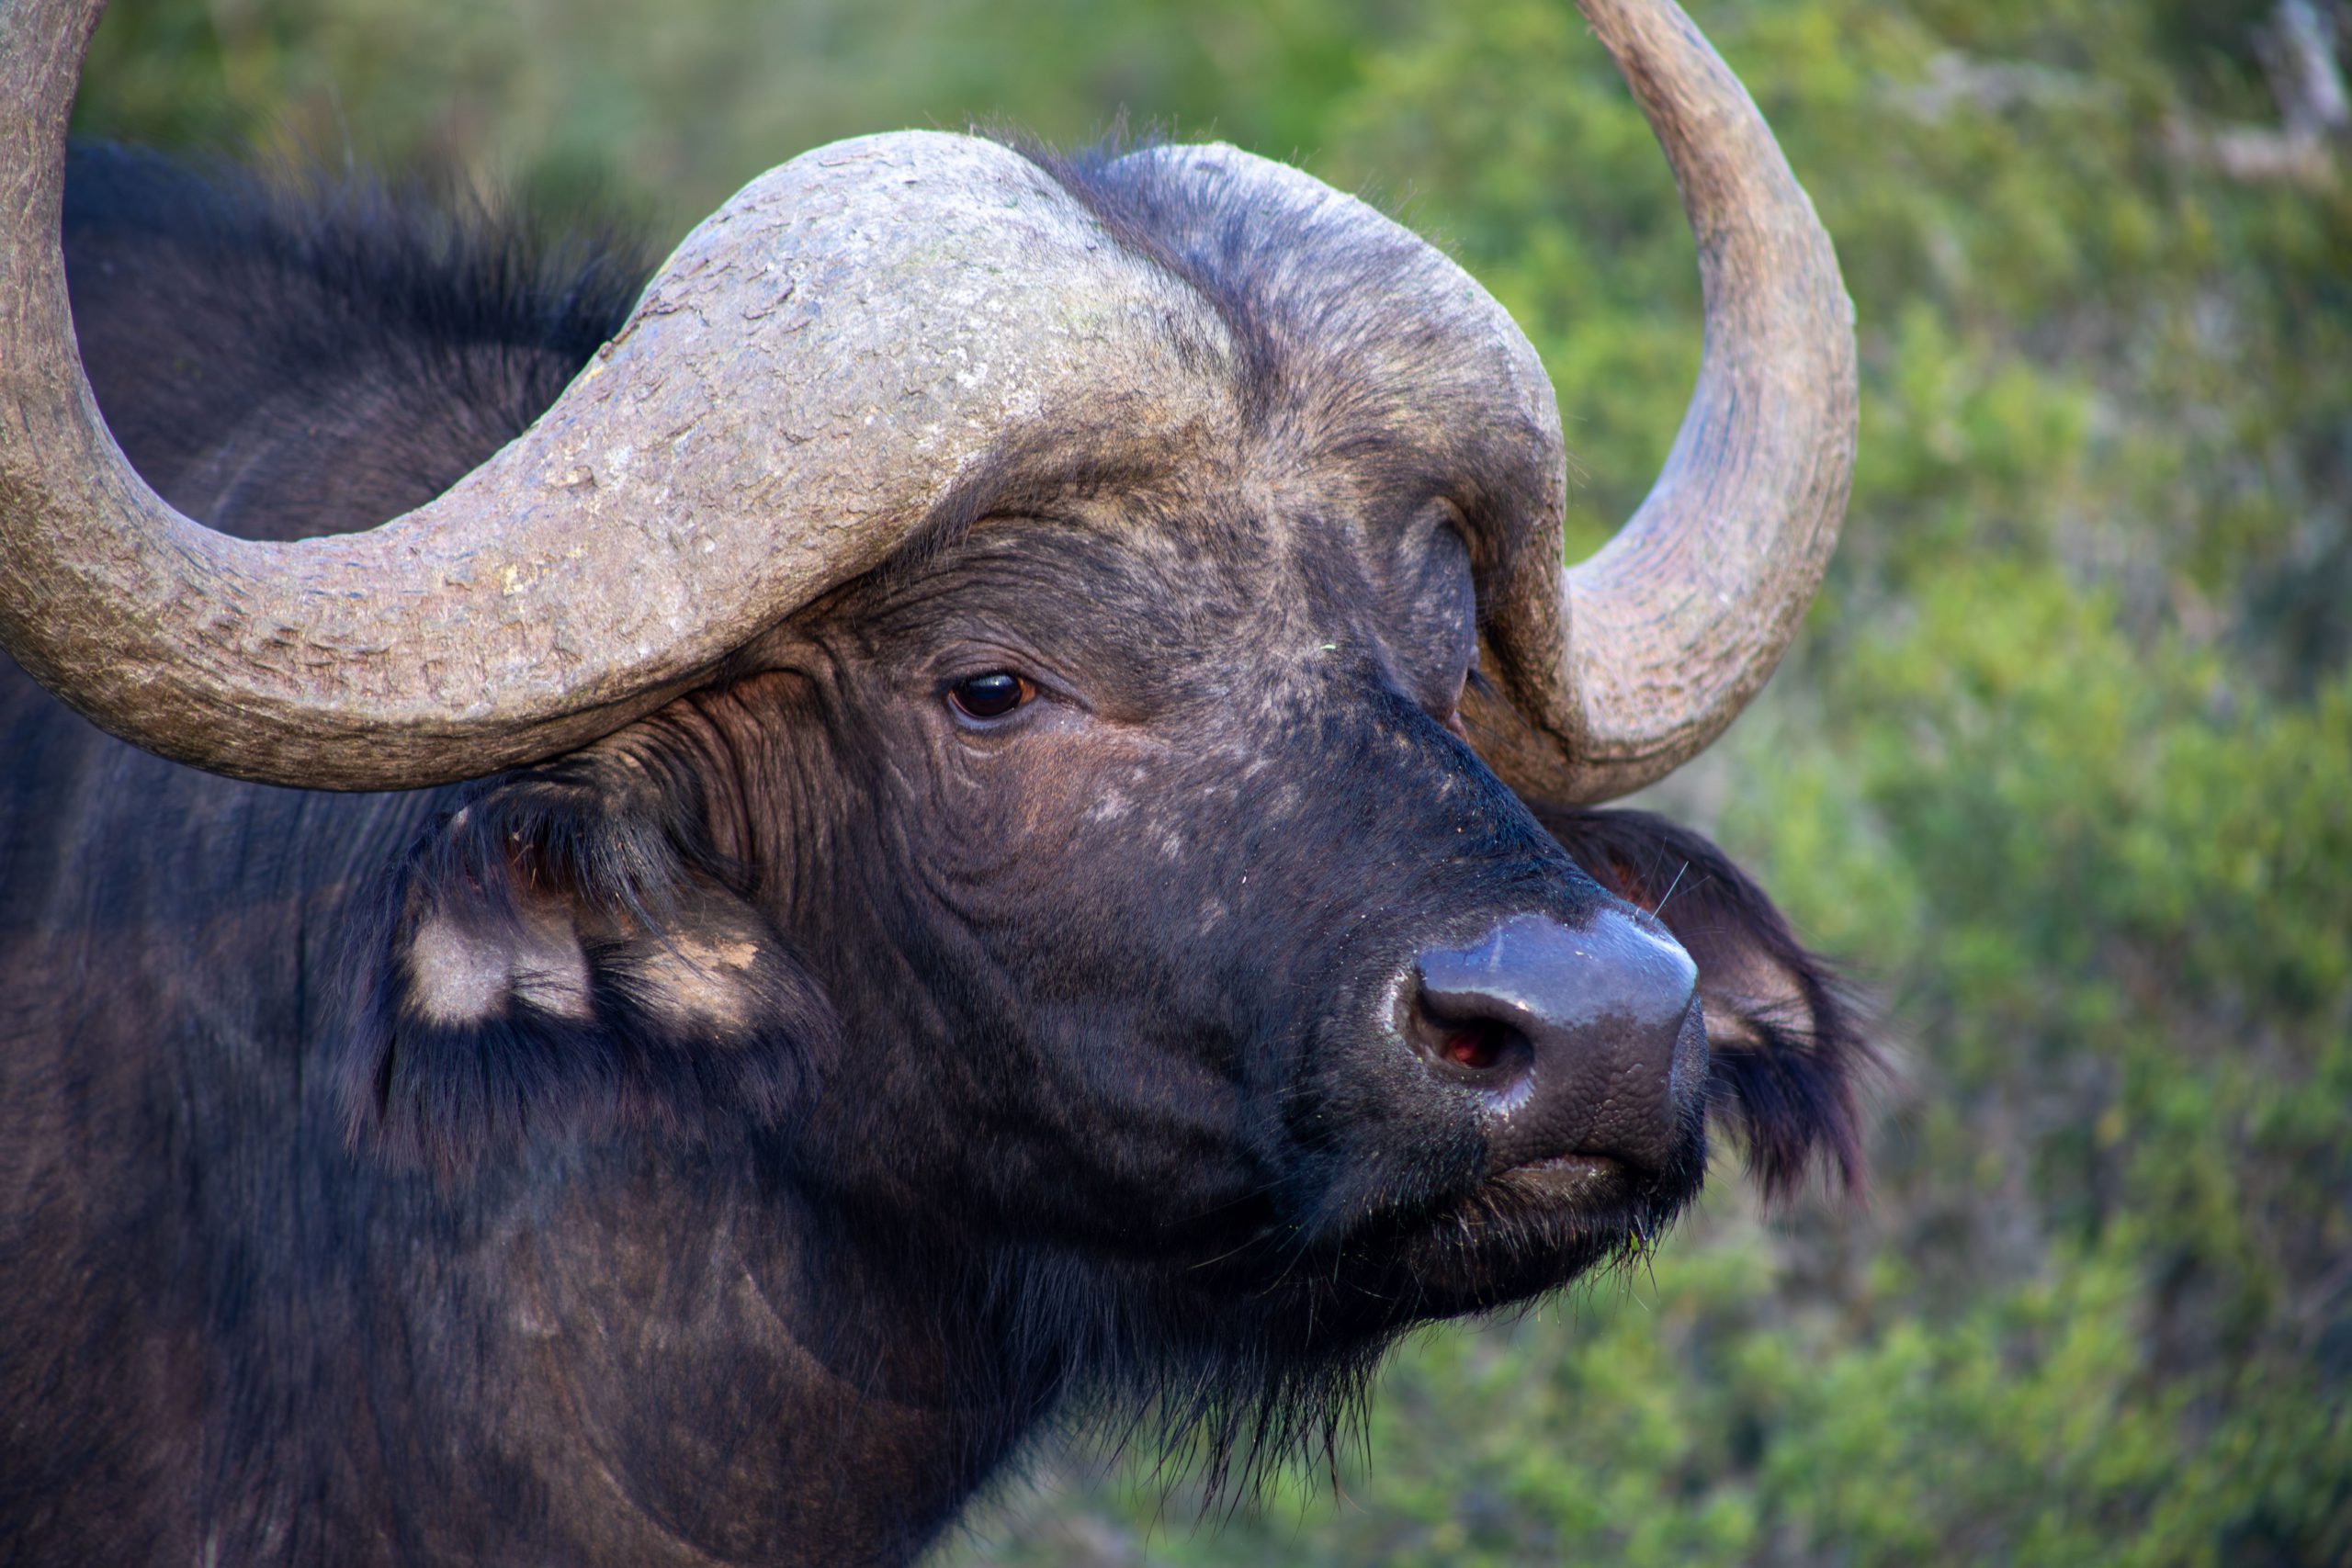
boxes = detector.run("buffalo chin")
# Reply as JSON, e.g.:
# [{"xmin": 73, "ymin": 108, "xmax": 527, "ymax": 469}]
[{"xmin": 1031, "ymin": 1130, "xmax": 1707, "ymax": 1496}]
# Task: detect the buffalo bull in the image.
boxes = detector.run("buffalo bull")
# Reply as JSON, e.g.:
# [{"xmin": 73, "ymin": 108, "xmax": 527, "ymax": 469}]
[{"xmin": 0, "ymin": 0, "xmax": 1870, "ymax": 1562}]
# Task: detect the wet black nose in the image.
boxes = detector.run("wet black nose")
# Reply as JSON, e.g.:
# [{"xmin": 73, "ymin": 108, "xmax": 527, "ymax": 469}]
[{"xmin": 1409, "ymin": 910, "xmax": 1703, "ymax": 1176}]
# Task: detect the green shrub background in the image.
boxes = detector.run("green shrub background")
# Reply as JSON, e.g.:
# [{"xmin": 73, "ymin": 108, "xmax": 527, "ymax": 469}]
[{"xmin": 73, "ymin": 1, "xmax": 2352, "ymax": 1562}]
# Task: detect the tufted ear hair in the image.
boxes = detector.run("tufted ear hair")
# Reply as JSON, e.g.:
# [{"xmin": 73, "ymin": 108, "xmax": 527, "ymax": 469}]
[
  {"xmin": 1526, "ymin": 804, "xmax": 1878, "ymax": 1201},
  {"xmin": 338, "ymin": 759, "xmax": 837, "ymax": 1175}
]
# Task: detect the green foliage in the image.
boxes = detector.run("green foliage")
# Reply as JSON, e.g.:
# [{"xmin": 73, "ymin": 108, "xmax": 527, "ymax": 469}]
[{"xmin": 69, "ymin": 1, "xmax": 2352, "ymax": 1561}]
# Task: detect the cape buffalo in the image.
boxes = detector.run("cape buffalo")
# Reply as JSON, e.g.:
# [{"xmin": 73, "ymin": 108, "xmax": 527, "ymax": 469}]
[{"xmin": 0, "ymin": 0, "xmax": 1869, "ymax": 1562}]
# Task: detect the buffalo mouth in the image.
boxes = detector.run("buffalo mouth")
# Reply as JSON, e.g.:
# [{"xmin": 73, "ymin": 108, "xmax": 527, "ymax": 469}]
[
  {"xmin": 1236, "ymin": 1136, "xmax": 1708, "ymax": 1334},
  {"xmin": 1492, "ymin": 1150, "xmax": 1634, "ymax": 1198},
  {"xmin": 1414, "ymin": 1155, "xmax": 1700, "ymax": 1314}
]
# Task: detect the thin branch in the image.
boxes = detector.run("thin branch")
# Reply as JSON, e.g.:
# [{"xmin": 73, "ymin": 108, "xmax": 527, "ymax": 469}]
[{"xmin": 2170, "ymin": 0, "xmax": 2346, "ymax": 187}]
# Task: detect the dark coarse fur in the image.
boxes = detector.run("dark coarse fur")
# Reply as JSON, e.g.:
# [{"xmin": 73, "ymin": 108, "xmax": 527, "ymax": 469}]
[
  {"xmin": 57, "ymin": 143, "xmax": 650, "ymax": 541},
  {"xmin": 0, "ymin": 142, "xmax": 1874, "ymax": 1567}
]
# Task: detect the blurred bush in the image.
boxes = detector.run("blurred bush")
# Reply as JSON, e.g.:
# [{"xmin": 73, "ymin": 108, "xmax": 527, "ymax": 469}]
[{"xmin": 72, "ymin": 1, "xmax": 2352, "ymax": 1562}]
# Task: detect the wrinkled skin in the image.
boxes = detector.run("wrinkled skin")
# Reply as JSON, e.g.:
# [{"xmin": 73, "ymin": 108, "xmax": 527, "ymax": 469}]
[
  {"xmin": 671, "ymin": 498, "xmax": 1688, "ymax": 1297},
  {"xmin": 0, "ymin": 149, "xmax": 1866, "ymax": 1566}
]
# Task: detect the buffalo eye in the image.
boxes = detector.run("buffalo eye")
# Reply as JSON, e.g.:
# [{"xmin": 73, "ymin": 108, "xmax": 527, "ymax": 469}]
[{"xmin": 946, "ymin": 671, "xmax": 1035, "ymax": 722}]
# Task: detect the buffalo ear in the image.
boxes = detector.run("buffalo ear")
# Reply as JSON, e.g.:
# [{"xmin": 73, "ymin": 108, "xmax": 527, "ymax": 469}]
[
  {"xmin": 338, "ymin": 768, "xmax": 837, "ymax": 1174},
  {"xmin": 1526, "ymin": 804, "xmax": 1876, "ymax": 1200}
]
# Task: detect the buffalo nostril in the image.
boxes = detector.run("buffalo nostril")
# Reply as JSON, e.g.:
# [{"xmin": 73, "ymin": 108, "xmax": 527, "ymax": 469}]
[
  {"xmin": 1408, "ymin": 1003, "xmax": 1529, "ymax": 1081},
  {"xmin": 1410, "ymin": 910, "xmax": 1703, "ymax": 1177},
  {"xmin": 1437, "ymin": 1024, "xmax": 1509, "ymax": 1073}
]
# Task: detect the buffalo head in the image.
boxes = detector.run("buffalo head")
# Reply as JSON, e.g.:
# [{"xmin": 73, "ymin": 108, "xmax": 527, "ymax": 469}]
[{"xmin": 0, "ymin": 0, "xmax": 1866, "ymax": 1502}]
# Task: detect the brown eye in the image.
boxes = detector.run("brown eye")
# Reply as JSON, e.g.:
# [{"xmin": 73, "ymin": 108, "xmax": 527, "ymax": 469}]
[{"xmin": 946, "ymin": 671, "xmax": 1035, "ymax": 721}]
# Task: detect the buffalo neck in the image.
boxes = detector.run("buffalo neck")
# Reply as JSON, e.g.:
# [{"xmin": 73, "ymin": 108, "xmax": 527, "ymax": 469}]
[{"xmin": 337, "ymin": 1141, "xmax": 1040, "ymax": 1566}]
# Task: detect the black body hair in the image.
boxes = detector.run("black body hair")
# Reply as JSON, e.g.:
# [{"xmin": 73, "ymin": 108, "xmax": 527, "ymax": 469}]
[
  {"xmin": 62, "ymin": 142, "xmax": 654, "ymax": 544},
  {"xmin": 65, "ymin": 140, "xmax": 649, "ymax": 385}
]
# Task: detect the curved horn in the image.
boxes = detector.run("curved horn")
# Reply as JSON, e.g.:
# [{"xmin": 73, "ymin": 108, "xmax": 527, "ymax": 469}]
[
  {"xmin": 0, "ymin": 0, "xmax": 1234, "ymax": 789},
  {"xmin": 1506, "ymin": 0, "xmax": 1860, "ymax": 803}
]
